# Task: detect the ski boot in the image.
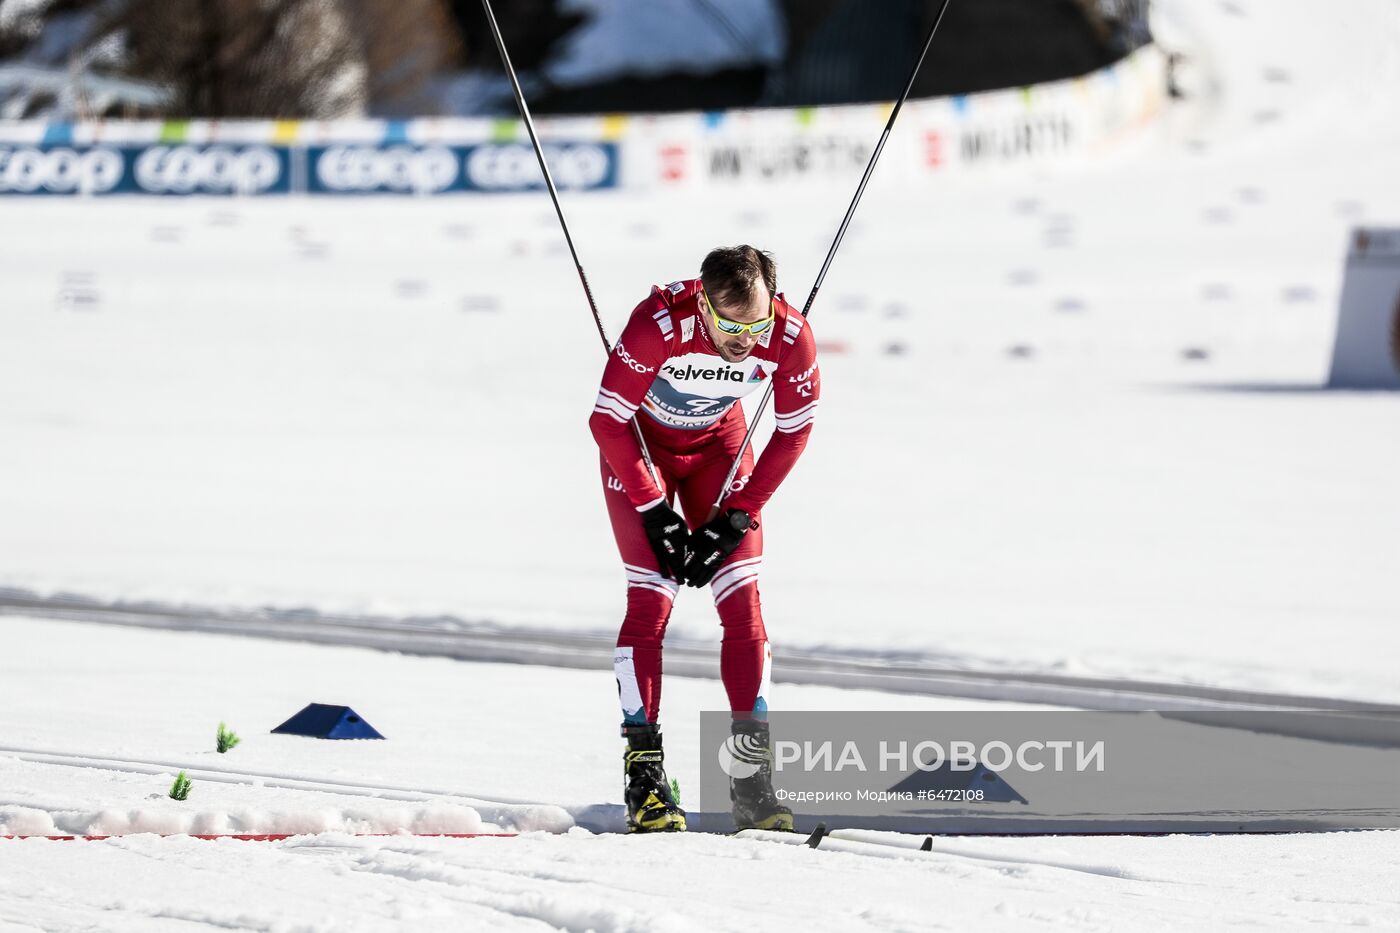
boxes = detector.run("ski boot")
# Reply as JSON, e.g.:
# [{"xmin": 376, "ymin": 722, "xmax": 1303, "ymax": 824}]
[
  {"xmin": 623, "ymin": 723, "xmax": 687, "ymax": 833},
  {"xmin": 728, "ymin": 719, "xmax": 794, "ymax": 831}
]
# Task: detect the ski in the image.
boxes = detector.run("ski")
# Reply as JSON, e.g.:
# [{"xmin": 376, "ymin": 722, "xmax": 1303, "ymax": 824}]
[{"xmin": 735, "ymin": 824, "xmax": 941, "ymax": 861}]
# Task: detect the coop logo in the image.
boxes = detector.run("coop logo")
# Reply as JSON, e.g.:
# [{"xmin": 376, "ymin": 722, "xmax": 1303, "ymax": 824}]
[
  {"xmin": 134, "ymin": 146, "xmax": 283, "ymax": 194},
  {"xmin": 0, "ymin": 146, "xmax": 123, "ymax": 195},
  {"xmin": 313, "ymin": 145, "xmax": 457, "ymax": 194},
  {"xmin": 465, "ymin": 143, "xmax": 615, "ymax": 191},
  {"xmin": 661, "ymin": 363, "xmax": 744, "ymax": 382}
]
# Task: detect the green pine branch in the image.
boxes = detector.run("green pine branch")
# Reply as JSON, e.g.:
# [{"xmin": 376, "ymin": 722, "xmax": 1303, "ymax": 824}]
[
  {"xmin": 216, "ymin": 721, "xmax": 241, "ymax": 754},
  {"xmin": 670, "ymin": 777, "xmax": 682, "ymax": 806},
  {"xmin": 169, "ymin": 770, "xmax": 192, "ymax": 801}
]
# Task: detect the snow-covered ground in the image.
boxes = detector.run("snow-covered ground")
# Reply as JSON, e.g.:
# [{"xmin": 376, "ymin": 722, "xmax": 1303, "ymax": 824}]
[
  {"xmin": 4, "ymin": 0, "xmax": 1400, "ymax": 702},
  {"xmin": 4, "ymin": 615, "xmax": 1400, "ymax": 932},
  {"xmin": 1, "ymin": 616, "xmax": 1058, "ymax": 825},
  {"xmin": 5, "ymin": 822, "xmax": 1394, "ymax": 932},
  {"xmin": 3, "ymin": 0, "xmax": 1400, "ymax": 927}
]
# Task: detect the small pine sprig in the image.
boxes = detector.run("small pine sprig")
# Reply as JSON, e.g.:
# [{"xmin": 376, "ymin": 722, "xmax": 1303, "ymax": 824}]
[
  {"xmin": 216, "ymin": 721, "xmax": 241, "ymax": 754},
  {"xmin": 670, "ymin": 777, "xmax": 682, "ymax": 806},
  {"xmin": 169, "ymin": 771, "xmax": 192, "ymax": 801}
]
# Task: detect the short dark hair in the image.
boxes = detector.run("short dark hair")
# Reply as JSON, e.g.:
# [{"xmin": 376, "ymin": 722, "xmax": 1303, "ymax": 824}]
[{"xmin": 700, "ymin": 245, "xmax": 776, "ymax": 310}]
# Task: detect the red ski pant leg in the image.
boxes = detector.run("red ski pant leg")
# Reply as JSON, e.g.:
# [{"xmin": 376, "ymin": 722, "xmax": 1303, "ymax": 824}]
[
  {"xmin": 676, "ymin": 429, "xmax": 772, "ymax": 721},
  {"xmin": 601, "ymin": 452, "xmax": 679, "ymax": 726}
]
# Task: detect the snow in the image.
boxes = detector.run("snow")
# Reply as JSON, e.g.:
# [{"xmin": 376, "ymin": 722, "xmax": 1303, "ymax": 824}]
[
  {"xmin": 4, "ymin": 615, "xmax": 1400, "ymax": 931},
  {"xmin": 2, "ymin": 0, "xmax": 1400, "ymax": 927},
  {"xmin": 548, "ymin": 0, "xmax": 785, "ymax": 85},
  {"xmin": 0, "ymin": 0, "xmax": 53, "ymax": 35},
  {"xmin": 3, "ymin": 830, "xmax": 1398, "ymax": 932},
  {"xmin": 4, "ymin": 133, "xmax": 1400, "ymax": 695},
  {"xmin": 0, "ymin": 615, "xmax": 1051, "ymax": 828}
]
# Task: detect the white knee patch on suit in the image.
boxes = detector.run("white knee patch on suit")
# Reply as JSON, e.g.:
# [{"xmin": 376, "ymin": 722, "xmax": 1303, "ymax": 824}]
[
  {"xmin": 711, "ymin": 557, "xmax": 762, "ymax": 605},
  {"xmin": 624, "ymin": 563, "xmax": 680, "ymax": 601}
]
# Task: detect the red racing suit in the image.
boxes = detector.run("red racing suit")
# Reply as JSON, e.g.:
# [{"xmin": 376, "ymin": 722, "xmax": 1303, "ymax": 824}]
[{"xmin": 588, "ymin": 278, "xmax": 821, "ymax": 726}]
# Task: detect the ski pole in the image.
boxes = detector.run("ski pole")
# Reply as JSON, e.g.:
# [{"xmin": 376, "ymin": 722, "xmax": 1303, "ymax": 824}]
[
  {"xmin": 707, "ymin": 0, "xmax": 954, "ymax": 518},
  {"xmin": 479, "ymin": 0, "xmax": 660, "ymax": 483}
]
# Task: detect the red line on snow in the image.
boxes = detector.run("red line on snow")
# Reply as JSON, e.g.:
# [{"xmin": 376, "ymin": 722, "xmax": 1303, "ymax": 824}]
[{"xmin": 2, "ymin": 833, "xmax": 521, "ymax": 842}]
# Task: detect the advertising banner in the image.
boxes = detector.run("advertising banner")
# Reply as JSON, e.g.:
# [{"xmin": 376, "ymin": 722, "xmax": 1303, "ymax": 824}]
[
  {"xmin": 0, "ymin": 44, "xmax": 1162, "ymax": 196},
  {"xmin": 0, "ymin": 141, "xmax": 618, "ymax": 196},
  {"xmin": 0, "ymin": 144, "xmax": 291, "ymax": 196},
  {"xmin": 307, "ymin": 141, "xmax": 619, "ymax": 195}
]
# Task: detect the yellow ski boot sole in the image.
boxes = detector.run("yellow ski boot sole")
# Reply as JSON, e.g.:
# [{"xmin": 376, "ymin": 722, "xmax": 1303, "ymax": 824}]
[{"xmin": 628, "ymin": 792, "xmax": 688, "ymax": 833}]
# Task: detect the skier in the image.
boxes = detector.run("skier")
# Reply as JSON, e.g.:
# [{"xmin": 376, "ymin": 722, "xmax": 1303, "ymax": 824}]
[{"xmin": 589, "ymin": 245, "xmax": 821, "ymax": 833}]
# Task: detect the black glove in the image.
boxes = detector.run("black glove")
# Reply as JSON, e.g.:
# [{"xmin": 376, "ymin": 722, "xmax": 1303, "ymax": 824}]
[
  {"xmin": 684, "ymin": 509, "xmax": 754, "ymax": 587},
  {"xmin": 640, "ymin": 502, "xmax": 689, "ymax": 581}
]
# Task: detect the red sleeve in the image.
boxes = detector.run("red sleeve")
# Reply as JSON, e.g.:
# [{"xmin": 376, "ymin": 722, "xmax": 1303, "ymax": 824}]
[
  {"xmin": 725, "ymin": 313, "xmax": 821, "ymax": 515},
  {"xmin": 588, "ymin": 294, "xmax": 674, "ymax": 510}
]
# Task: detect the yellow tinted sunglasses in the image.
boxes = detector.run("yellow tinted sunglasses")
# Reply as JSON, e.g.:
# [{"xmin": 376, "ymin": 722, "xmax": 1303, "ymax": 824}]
[{"xmin": 702, "ymin": 290, "xmax": 776, "ymax": 337}]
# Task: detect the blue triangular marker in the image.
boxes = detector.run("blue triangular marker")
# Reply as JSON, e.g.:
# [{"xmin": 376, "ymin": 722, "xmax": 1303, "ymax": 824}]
[
  {"xmin": 888, "ymin": 761, "xmax": 1027, "ymax": 804},
  {"xmin": 271, "ymin": 703, "xmax": 385, "ymax": 740}
]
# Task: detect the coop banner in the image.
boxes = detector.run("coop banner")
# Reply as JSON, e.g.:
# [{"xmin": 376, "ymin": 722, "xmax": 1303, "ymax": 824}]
[
  {"xmin": 0, "ymin": 144, "xmax": 292, "ymax": 196},
  {"xmin": 698, "ymin": 710, "xmax": 1400, "ymax": 833},
  {"xmin": 305, "ymin": 141, "xmax": 618, "ymax": 195},
  {"xmin": 0, "ymin": 141, "xmax": 618, "ymax": 196}
]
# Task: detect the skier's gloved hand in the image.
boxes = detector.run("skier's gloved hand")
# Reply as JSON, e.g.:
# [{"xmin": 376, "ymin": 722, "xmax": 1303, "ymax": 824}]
[
  {"xmin": 683, "ymin": 509, "xmax": 755, "ymax": 587},
  {"xmin": 640, "ymin": 501, "xmax": 690, "ymax": 581}
]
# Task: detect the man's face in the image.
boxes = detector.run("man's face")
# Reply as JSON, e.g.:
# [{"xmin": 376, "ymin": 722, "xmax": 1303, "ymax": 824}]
[{"xmin": 704, "ymin": 283, "xmax": 773, "ymax": 363}]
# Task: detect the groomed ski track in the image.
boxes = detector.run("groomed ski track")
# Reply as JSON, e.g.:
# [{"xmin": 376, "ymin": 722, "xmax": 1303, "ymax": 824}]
[
  {"xmin": 5, "ymin": 587, "xmax": 1399, "ymax": 730},
  {"xmin": 5, "ymin": 588, "xmax": 1396, "ymax": 839}
]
